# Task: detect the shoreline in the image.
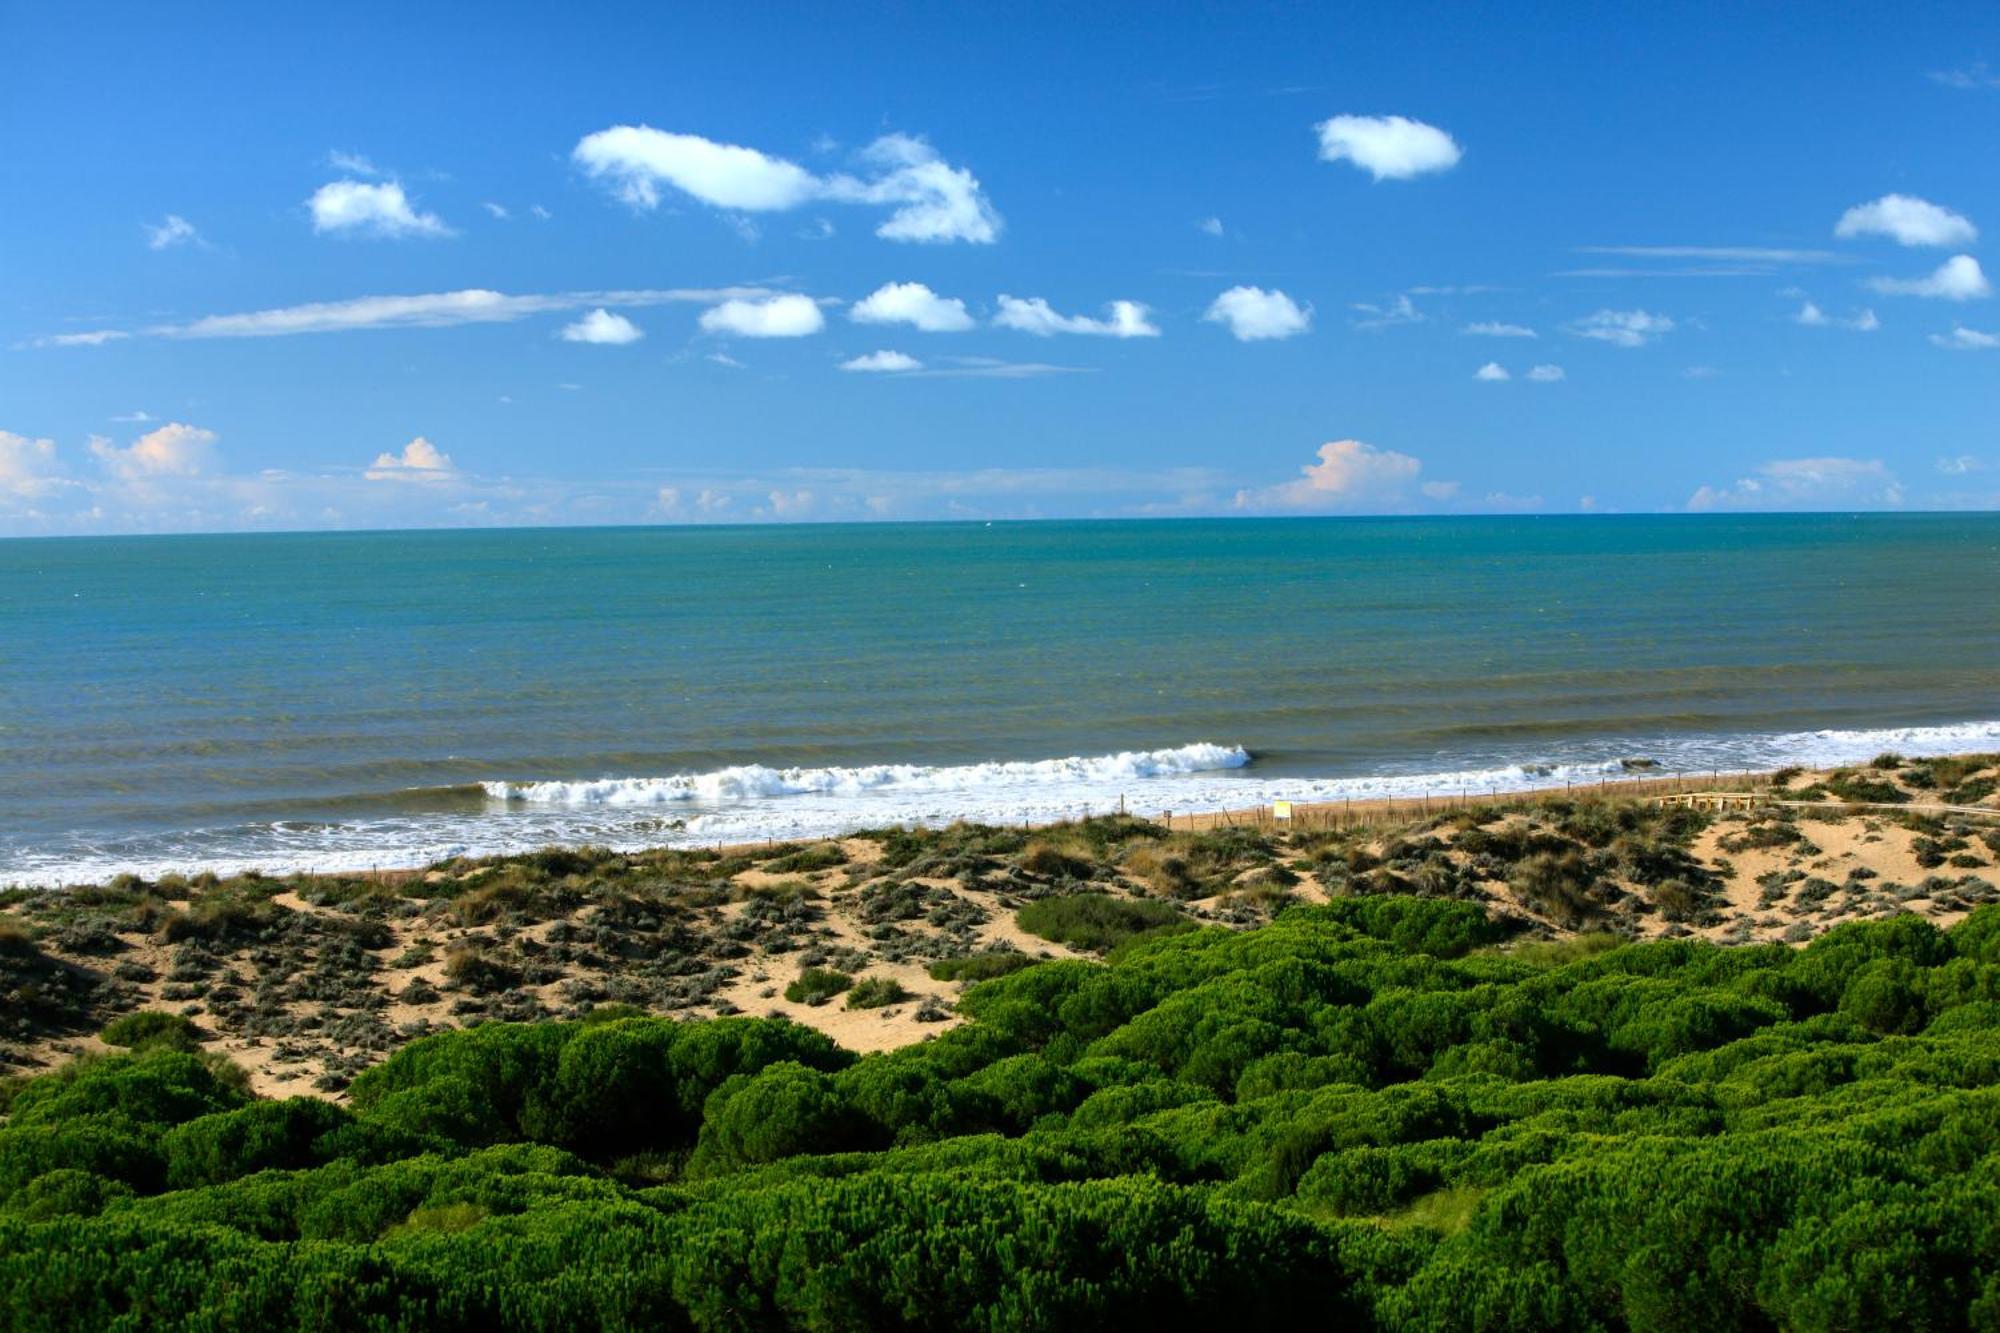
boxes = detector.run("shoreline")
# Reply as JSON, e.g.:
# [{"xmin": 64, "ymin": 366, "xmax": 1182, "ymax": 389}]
[{"xmin": 14, "ymin": 756, "xmax": 2000, "ymax": 890}]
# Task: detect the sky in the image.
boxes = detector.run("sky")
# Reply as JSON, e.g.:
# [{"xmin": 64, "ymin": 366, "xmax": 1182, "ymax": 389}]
[{"xmin": 3, "ymin": 0, "xmax": 1998, "ymax": 535}]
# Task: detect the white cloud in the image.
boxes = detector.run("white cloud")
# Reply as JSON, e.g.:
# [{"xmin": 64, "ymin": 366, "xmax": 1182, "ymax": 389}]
[
  {"xmin": 308, "ymin": 180, "xmax": 452, "ymax": 239},
  {"xmin": 1526, "ymin": 364, "xmax": 1566, "ymax": 382},
  {"xmin": 31, "ymin": 330, "xmax": 130, "ymax": 348},
  {"xmin": 559, "ymin": 309, "xmax": 644, "ymax": 344},
  {"xmin": 899, "ymin": 356, "xmax": 1086, "ymax": 380},
  {"xmin": 840, "ymin": 350, "xmax": 922, "ymax": 372},
  {"xmin": 0, "ymin": 430, "xmax": 66, "ymax": 500},
  {"xmin": 327, "ymin": 150, "xmax": 380, "ymax": 176},
  {"xmin": 365, "ymin": 437, "xmax": 457, "ymax": 482},
  {"xmin": 1463, "ymin": 321, "xmax": 1537, "ymax": 338},
  {"xmin": 1835, "ymin": 194, "xmax": 1977, "ymax": 248},
  {"xmin": 1203, "ymin": 286, "xmax": 1311, "ymax": 341},
  {"xmin": 1198, "ymin": 216, "xmax": 1225, "ymax": 236},
  {"xmin": 994, "ymin": 296, "xmax": 1160, "ymax": 337},
  {"xmin": 1868, "ymin": 254, "xmax": 1991, "ymax": 301},
  {"xmin": 699, "ymin": 293, "xmax": 826, "ymax": 338},
  {"xmin": 1314, "ymin": 114, "xmax": 1462, "ymax": 180},
  {"xmin": 1474, "ymin": 362, "xmax": 1510, "ymax": 381},
  {"xmin": 1929, "ymin": 62, "xmax": 2000, "ymax": 90},
  {"xmin": 1932, "ymin": 324, "xmax": 2000, "ymax": 350},
  {"xmin": 483, "ymin": 201, "xmax": 510, "ymax": 220},
  {"xmin": 1237, "ymin": 440, "xmax": 1428, "ymax": 512},
  {"xmin": 849, "ymin": 281, "xmax": 974, "ymax": 331},
  {"xmin": 145, "ymin": 215, "xmax": 200, "ymax": 250},
  {"xmin": 707, "ymin": 352, "xmax": 747, "ymax": 368},
  {"xmin": 1575, "ymin": 245, "xmax": 1846, "ymax": 264},
  {"xmin": 110, "ymin": 411, "xmax": 153, "ymax": 423},
  {"xmin": 1689, "ymin": 457, "xmax": 1903, "ymax": 511},
  {"xmin": 572, "ymin": 127, "xmax": 1001, "ymax": 243},
  {"xmin": 1938, "ymin": 455, "xmax": 1983, "ymax": 474},
  {"xmin": 1793, "ymin": 301, "xmax": 1880, "ymax": 330},
  {"xmin": 1351, "ymin": 294, "xmax": 1424, "ymax": 330},
  {"xmin": 530, "ymin": 205, "xmax": 552, "ymax": 220},
  {"xmin": 1567, "ymin": 309, "xmax": 1675, "ymax": 347},
  {"xmin": 34, "ymin": 287, "xmax": 774, "ymax": 345},
  {"xmin": 89, "ymin": 423, "xmax": 216, "ymax": 479}
]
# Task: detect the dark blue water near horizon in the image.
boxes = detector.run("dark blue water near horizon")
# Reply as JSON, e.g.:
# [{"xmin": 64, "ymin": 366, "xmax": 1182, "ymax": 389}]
[{"xmin": 4, "ymin": 512, "xmax": 1997, "ymax": 882}]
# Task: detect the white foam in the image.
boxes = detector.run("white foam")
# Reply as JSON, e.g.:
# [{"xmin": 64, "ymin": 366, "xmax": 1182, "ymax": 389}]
[
  {"xmin": 481, "ymin": 741, "xmax": 1251, "ymax": 807},
  {"xmin": 11, "ymin": 721, "xmax": 2000, "ymax": 887}
]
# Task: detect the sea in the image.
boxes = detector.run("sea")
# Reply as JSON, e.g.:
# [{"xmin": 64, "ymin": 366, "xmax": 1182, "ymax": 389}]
[{"xmin": 4, "ymin": 513, "xmax": 1998, "ymax": 886}]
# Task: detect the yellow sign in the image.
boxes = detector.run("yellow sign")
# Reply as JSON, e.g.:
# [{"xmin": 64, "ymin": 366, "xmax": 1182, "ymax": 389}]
[{"xmin": 1272, "ymin": 801, "xmax": 1293, "ymax": 821}]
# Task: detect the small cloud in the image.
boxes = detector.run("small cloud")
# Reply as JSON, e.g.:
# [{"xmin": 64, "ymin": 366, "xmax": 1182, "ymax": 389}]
[
  {"xmin": 32, "ymin": 329, "xmax": 129, "ymax": 348},
  {"xmin": 0, "ymin": 430, "xmax": 66, "ymax": 500},
  {"xmin": 1463, "ymin": 321, "xmax": 1536, "ymax": 338},
  {"xmin": 1868, "ymin": 254, "xmax": 1991, "ymax": 301},
  {"xmin": 530, "ymin": 205, "xmax": 553, "ymax": 220},
  {"xmin": 110, "ymin": 410, "xmax": 154, "ymax": 423},
  {"xmin": 1237, "ymin": 439, "xmax": 1428, "ymax": 511},
  {"xmin": 698, "ymin": 293, "xmax": 826, "ymax": 338},
  {"xmin": 1574, "ymin": 245, "xmax": 1846, "ymax": 264},
  {"xmin": 482, "ymin": 201, "xmax": 511, "ymax": 220},
  {"xmin": 1204, "ymin": 286, "xmax": 1312, "ymax": 341},
  {"xmin": 144, "ymin": 214, "xmax": 200, "ymax": 250},
  {"xmin": 907, "ymin": 356, "xmax": 1085, "ymax": 379},
  {"xmin": 1932, "ymin": 324, "xmax": 2000, "ymax": 350},
  {"xmin": 1836, "ymin": 194, "xmax": 1978, "ymax": 247},
  {"xmin": 840, "ymin": 350, "xmax": 922, "ymax": 372},
  {"xmin": 1696, "ymin": 456, "xmax": 1896, "ymax": 508},
  {"xmin": 89, "ymin": 422, "xmax": 217, "ymax": 479},
  {"xmin": 1350, "ymin": 294, "xmax": 1424, "ymax": 330},
  {"xmin": 1690, "ymin": 457, "xmax": 1902, "ymax": 511},
  {"xmin": 1683, "ymin": 365, "xmax": 1720, "ymax": 379},
  {"xmin": 327, "ymin": 150, "xmax": 381, "ymax": 176},
  {"xmin": 1937, "ymin": 455, "xmax": 1983, "ymax": 474},
  {"xmin": 994, "ymin": 296, "xmax": 1160, "ymax": 337},
  {"xmin": 558, "ymin": 308, "xmax": 644, "ymax": 344},
  {"xmin": 850, "ymin": 281, "xmax": 975, "ymax": 331},
  {"xmin": 1314, "ymin": 114, "xmax": 1462, "ymax": 180},
  {"xmin": 309, "ymin": 180, "xmax": 453, "ymax": 239},
  {"xmin": 1567, "ymin": 309, "xmax": 1675, "ymax": 347},
  {"xmin": 572, "ymin": 126, "xmax": 1001, "ymax": 244},
  {"xmin": 365, "ymin": 436, "xmax": 457, "ymax": 482},
  {"xmin": 1198, "ymin": 216, "xmax": 1225, "ymax": 236},
  {"xmin": 1527, "ymin": 364, "xmax": 1566, "ymax": 382},
  {"xmin": 1474, "ymin": 362, "xmax": 1511, "ymax": 381},
  {"xmin": 707, "ymin": 352, "xmax": 747, "ymax": 368},
  {"xmin": 1929, "ymin": 62, "xmax": 2000, "ymax": 90},
  {"xmin": 1793, "ymin": 301, "xmax": 1880, "ymax": 331}
]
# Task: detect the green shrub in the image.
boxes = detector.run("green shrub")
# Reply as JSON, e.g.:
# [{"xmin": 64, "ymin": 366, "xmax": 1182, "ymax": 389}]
[
  {"xmin": 929, "ymin": 951, "xmax": 1037, "ymax": 983},
  {"xmin": 784, "ymin": 967, "xmax": 852, "ymax": 1006},
  {"xmin": 1016, "ymin": 893, "xmax": 1189, "ymax": 952},
  {"xmin": 100, "ymin": 1011, "xmax": 202, "ymax": 1054},
  {"xmin": 845, "ymin": 976, "xmax": 910, "ymax": 1009}
]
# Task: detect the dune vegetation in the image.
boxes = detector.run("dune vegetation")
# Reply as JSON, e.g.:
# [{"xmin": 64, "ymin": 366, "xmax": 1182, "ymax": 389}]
[
  {"xmin": 2, "ymin": 892, "xmax": 2000, "ymax": 1327},
  {"xmin": 0, "ymin": 758, "xmax": 1997, "ymax": 1326}
]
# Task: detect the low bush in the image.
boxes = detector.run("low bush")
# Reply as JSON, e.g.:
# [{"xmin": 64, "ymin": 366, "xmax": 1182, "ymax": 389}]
[
  {"xmin": 1016, "ymin": 893, "xmax": 1189, "ymax": 952},
  {"xmin": 784, "ymin": 967, "xmax": 852, "ymax": 1006},
  {"xmin": 844, "ymin": 976, "xmax": 910, "ymax": 1009}
]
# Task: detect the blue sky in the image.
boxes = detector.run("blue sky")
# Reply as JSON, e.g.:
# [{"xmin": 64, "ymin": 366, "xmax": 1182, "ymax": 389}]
[{"xmin": 3, "ymin": 0, "xmax": 1998, "ymax": 534}]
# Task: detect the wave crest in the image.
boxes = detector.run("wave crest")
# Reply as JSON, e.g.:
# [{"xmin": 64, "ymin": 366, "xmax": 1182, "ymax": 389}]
[{"xmin": 481, "ymin": 741, "xmax": 1252, "ymax": 807}]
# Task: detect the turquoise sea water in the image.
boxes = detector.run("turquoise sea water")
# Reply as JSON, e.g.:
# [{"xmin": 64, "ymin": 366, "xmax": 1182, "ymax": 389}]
[{"xmin": 3, "ymin": 514, "xmax": 1997, "ymax": 883}]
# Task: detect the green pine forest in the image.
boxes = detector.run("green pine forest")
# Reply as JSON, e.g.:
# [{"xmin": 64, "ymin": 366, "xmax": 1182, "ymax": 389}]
[{"xmin": 5, "ymin": 882, "xmax": 2000, "ymax": 1329}]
